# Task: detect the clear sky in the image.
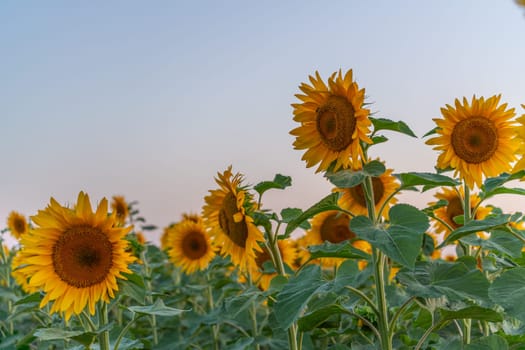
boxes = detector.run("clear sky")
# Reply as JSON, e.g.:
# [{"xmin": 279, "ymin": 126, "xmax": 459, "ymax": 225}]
[{"xmin": 2, "ymin": 1, "xmax": 525, "ymax": 246}]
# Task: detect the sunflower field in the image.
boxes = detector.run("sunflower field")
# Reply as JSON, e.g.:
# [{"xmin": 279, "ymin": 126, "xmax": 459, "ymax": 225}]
[{"xmin": 3, "ymin": 68, "xmax": 525, "ymax": 350}]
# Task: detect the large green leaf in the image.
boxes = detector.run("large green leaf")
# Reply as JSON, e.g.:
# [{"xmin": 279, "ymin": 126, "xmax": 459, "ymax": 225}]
[
  {"xmin": 461, "ymin": 229, "xmax": 523, "ymax": 258},
  {"xmin": 298, "ymin": 304, "xmax": 346, "ymax": 331},
  {"xmin": 128, "ymin": 299, "xmax": 187, "ymax": 317},
  {"xmin": 350, "ymin": 204, "xmax": 428, "ymax": 268},
  {"xmin": 489, "ymin": 267, "xmax": 525, "ymax": 323},
  {"xmin": 438, "ymin": 306, "xmax": 503, "ymax": 322},
  {"xmin": 254, "ymin": 174, "xmax": 292, "ymax": 196},
  {"xmin": 118, "ymin": 272, "xmax": 146, "ymax": 304},
  {"xmin": 397, "ymin": 258, "xmax": 489, "ymax": 302},
  {"xmin": 370, "ymin": 117, "xmax": 417, "ymax": 137},
  {"xmin": 394, "ymin": 172, "xmax": 459, "ymax": 191},
  {"xmin": 284, "ymin": 193, "xmax": 340, "ymax": 236},
  {"xmin": 280, "ymin": 207, "xmax": 310, "ymax": 230},
  {"xmin": 33, "ymin": 328, "xmax": 85, "ymax": 341},
  {"xmin": 441, "ymin": 215, "xmax": 511, "ymax": 246},
  {"xmin": 325, "ymin": 160, "xmax": 386, "ymax": 188},
  {"xmin": 307, "ymin": 241, "xmax": 369, "ymax": 261},
  {"xmin": 482, "ymin": 170, "xmax": 525, "ymax": 195},
  {"xmin": 274, "ymin": 265, "xmax": 328, "ymax": 329}
]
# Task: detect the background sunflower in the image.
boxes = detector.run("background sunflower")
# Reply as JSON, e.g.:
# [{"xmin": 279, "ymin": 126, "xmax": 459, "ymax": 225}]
[{"xmin": 6, "ymin": 211, "xmax": 28, "ymax": 240}]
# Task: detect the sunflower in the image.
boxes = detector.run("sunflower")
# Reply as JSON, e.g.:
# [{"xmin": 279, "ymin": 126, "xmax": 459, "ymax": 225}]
[
  {"xmin": 17, "ymin": 192, "xmax": 135, "ymax": 320},
  {"xmin": 11, "ymin": 249, "xmax": 39, "ymax": 294},
  {"xmin": 111, "ymin": 195, "xmax": 129, "ymax": 225},
  {"xmin": 251, "ymin": 240, "xmax": 297, "ymax": 290},
  {"xmin": 305, "ymin": 210, "xmax": 356, "ymax": 267},
  {"xmin": 429, "ymin": 187, "xmax": 492, "ymax": 239},
  {"xmin": 335, "ymin": 164, "xmax": 399, "ymax": 218},
  {"xmin": 290, "ymin": 69, "xmax": 372, "ymax": 172},
  {"xmin": 7, "ymin": 211, "xmax": 28, "ymax": 240},
  {"xmin": 202, "ymin": 166, "xmax": 264, "ymax": 271},
  {"xmin": 167, "ymin": 219, "xmax": 215, "ymax": 274},
  {"xmin": 426, "ymin": 95, "xmax": 518, "ymax": 189}
]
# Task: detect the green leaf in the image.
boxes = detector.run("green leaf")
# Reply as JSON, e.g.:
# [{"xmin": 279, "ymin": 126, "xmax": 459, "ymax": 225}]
[
  {"xmin": 307, "ymin": 241, "xmax": 369, "ymax": 260},
  {"xmin": 252, "ymin": 211, "xmax": 273, "ymax": 234},
  {"xmin": 465, "ymin": 335, "xmax": 509, "ymax": 350},
  {"xmin": 254, "ymin": 174, "xmax": 292, "ymax": 196},
  {"xmin": 370, "ymin": 117, "xmax": 417, "ymax": 137},
  {"xmin": 14, "ymin": 292, "xmax": 41, "ymax": 306},
  {"xmin": 325, "ymin": 160, "xmax": 386, "ymax": 188},
  {"xmin": 118, "ymin": 272, "xmax": 146, "ymax": 304},
  {"xmin": 397, "ymin": 258, "xmax": 490, "ymax": 302},
  {"xmin": 394, "ymin": 172, "xmax": 460, "ymax": 191},
  {"xmin": 489, "ymin": 267, "xmax": 525, "ymax": 323},
  {"xmin": 372, "ymin": 135, "xmax": 388, "ymax": 145},
  {"xmin": 280, "ymin": 208, "xmax": 310, "ymax": 230},
  {"xmin": 438, "ymin": 306, "xmax": 503, "ymax": 322},
  {"xmin": 461, "ymin": 229, "xmax": 523, "ymax": 258},
  {"xmin": 33, "ymin": 328, "xmax": 84, "ymax": 341},
  {"xmin": 350, "ymin": 204, "xmax": 428, "ymax": 268},
  {"xmin": 298, "ymin": 304, "xmax": 346, "ymax": 331},
  {"xmin": 223, "ymin": 289, "xmax": 263, "ymax": 318},
  {"xmin": 482, "ymin": 171, "xmax": 525, "ymax": 194},
  {"xmin": 140, "ymin": 224, "xmax": 157, "ymax": 231},
  {"xmin": 274, "ymin": 265, "xmax": 328, "ymax": 329},
  {"xmin": 441, "ymin": 215, "xmax": 510, "ymax": 246},
  {"xmin": 284, "ymin": 193, "xmax": 340, "ymax": 236},
  {"xmin": 128, "ymin": 298, "xmax": 187, "ymax": 317}
]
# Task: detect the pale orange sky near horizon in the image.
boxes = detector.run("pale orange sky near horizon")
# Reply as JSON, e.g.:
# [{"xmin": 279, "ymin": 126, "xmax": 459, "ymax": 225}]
[{"xmin": 2, "ymin": 1, "xmax": 525, "ymax": 247}]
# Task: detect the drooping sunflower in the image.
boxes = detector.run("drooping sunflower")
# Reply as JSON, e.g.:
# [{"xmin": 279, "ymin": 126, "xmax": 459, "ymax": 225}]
[
  {"xmin": 7, "ymin": 211, "xmax": 28, "ymax": 240},
  {"xmin": 426, "ymin": 95, "xmax": 518, "ymax": 189},
  {"xmin": 305, "ymin": 210, "xmax": 356, "ymax": 267},
  {"xmin": 429, "ymin": 187, "xmax": 492, "ymax": 239},
  {"xmin": 251, "ymin": 240, "xmax": 297, "ymax": 290},
  {"xmin": 17, "ymin": 192, "xmax": 135, "ymax": 320},
  {"xmin": 335, "ymin": 165, "xmax": 399, "ymax": 218},
  {"xmin": 202, "ymin": 166, "xmax": 264, "ymax": 271},
  {"xmin": 111, "ymin": 195, "xmax": 129, "ymax": 225},
  {"xmin": 290, "ymin": 69, "xmax": 372, "ymax": 172},
  {"xmin": 167, "ymin": 219, "xmax": 215, "ymax": 274}
]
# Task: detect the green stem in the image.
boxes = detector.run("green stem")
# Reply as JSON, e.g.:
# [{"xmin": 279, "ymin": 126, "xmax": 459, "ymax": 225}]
[
  {"xmin": 114, "ymin": 315, "xmax": 141, "ymax": 350},
  {"xmin": 140, "ymin": 249, "xmax": 159, "ymax": 345},
  {"xmin": 98, "ymin": 302, "xmax": 110, "ymax": 350},
  {"xmin": 415, "ymin": 321, "xmax": 446, "ymax": 350},
  {"xmin": 462, "ymin": 183, "xmax": 472, "ymax": 344},
  {"xmin": 388, "ymin": 297, "xmax": 416, "ymax": 340},
  {"xmin": 344, "ymin": 286, "xmax": 379, "ymax": 316},
  {"xmin": 207, "ymin": 283, "xmax": 220, "ymax": 350}
]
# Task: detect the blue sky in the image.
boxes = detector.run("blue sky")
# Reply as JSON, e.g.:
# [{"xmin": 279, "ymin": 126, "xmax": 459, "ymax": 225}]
[{"xmin": 2, "ymin": 1, "xmax": 525, "ymax": 246}]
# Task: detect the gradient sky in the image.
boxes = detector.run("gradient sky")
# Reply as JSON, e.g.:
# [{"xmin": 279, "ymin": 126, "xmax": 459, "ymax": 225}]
[{"xmin": 2, "ymin": 1, "xmax": 525, "ymax": 246}]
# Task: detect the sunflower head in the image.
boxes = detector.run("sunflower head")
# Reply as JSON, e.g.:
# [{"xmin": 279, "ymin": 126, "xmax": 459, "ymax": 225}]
[
  {"xmin": 290, "ymin": 69, "xmax": 372, "ymax": 172},
  {"xmin": 202, "ymin": 166, "xmax": 264, "ymax": 272},
  {"xmin": 167, "ymin": 219, "xmax": 215, "ymax": 274},
  {"xmin": 11, "ymin": 249, "xmax": 40, "ymax": 294},
  {"xmin": 335, "ymin": 164, "xmax": 399, "ymax": 218},
  {"xmin": 306, "ymin": 210, "xmax": 356, "ymax": 267},
  {"xmin": 429, "ymin": 187, "xmax": 491, "ymax": 239},
  {"xmin": 7, "ymin": 211, "xmax": 28, "ymax": 240},
  {"xmin": 111, "ymin": 195, "xmax": 129, "ymax": 225},
  {"xmin": 250, "ymin": 239, "xmax": 297, "ymax": 290},
  {"xmin": 426, "ymin": 95, "xmax": 518, "ymax": 189},
  {"xmin": 17, "ymin": 192, "xmax": 135, "ymax": 320}
]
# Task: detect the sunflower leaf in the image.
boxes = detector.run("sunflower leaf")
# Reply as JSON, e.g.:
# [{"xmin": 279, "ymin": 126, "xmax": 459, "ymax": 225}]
[
  {"xmin": 128, "ymin": 298, "xmax": 187, "ymax": 317},
  {"xmin": 396, "ymin": 257, "xmax": 490, "ymax": 302},
  {"xmin": 274, "ymin": 265, "xmax": 328, "ymax": 329},
  {"xmin": 281, "ymin": 207, "xmax": 310, "ymax": 230},
  {"xmin": 372, "ymin": 135, "xmax": 388, "ymax": 145},
  {"xmin": 441, "ymin": 215, "xmax": 511, "ymax": 246},
  {"xmin": 325, "ymin": 161, "xmax": 385, "ymax": 188},
  {"xmin": 460, "ymin": 229, "xmax": 523, "ymax": 258},
  {"xmin": 298, "ymin": 304, "xmax": 346, "ymax": 331},
  {"xmin": 284, "ymin": 193, "xmax": 340, "ymax": 236},
  {"xmin": 350, "ymin": 204, "xmax": 428, "ymax": 268},
  {"xmin": 33, "ymin": 328, "xmax": 85, "ymax": 341},
  {"xmin": 254, "ymin": 174, "xmax": 292, "ymax": 196},
  {"xmin": 307, "ymin": 241, "xmax": 369, "ymax": 260},
  {"xmin": 481, "ymin": 170, "xmax": 525, "ymax": 194},
  {"xmin": 465, "ymin": 335, "xmax": 509, "ymax": 350},
  {"xmin": 394, "ymin": 172, "xmax": 460, "ymax": 191},
  {"xmin": 438, "ymin": 306, "xmax": 503, "ymax": 323},
  {"xmin": 489, "ymin": 267, "xmax": 525, "ymax": 323},
  {"xmin": 370, "ymin": 117, "xmax": 417, "ymax": 137}
]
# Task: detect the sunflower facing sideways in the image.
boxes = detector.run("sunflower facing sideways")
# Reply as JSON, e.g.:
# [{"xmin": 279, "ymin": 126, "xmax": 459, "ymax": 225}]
[
  {"xmin": 335, "ymin": 163, "xmax": 399, "ymax": 218},
  {"xmin": 167, "ymin": 218, "xmax": 215, "ymax": 274},
  {"xmin": 512, "ymin": 105, "xmax": 525, "ymax": 173},
  {"xmin": 290, "ymin": 69, "xmax": 372, "ymax": 172},
  {"xmin": 202, "ymin": 166, "xmax": 264, "ymax": 272},
  {"xmin": 7, "ymin": 211, "xmax": 29, "ymax": 240},
  {"xmin": 111, "ymin": 195, "xmax": 129, "ymax": 225},
  {"xmin": 250, "ymin": 239, "xmax": 297, "ymax": 290},
  {"xmin": 16, "ymin": 192, "xmax": 135, "ymax": 320},
  {"xmin": 426, "ymin": 95, "xmax": 518, "ymax": 189}
]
